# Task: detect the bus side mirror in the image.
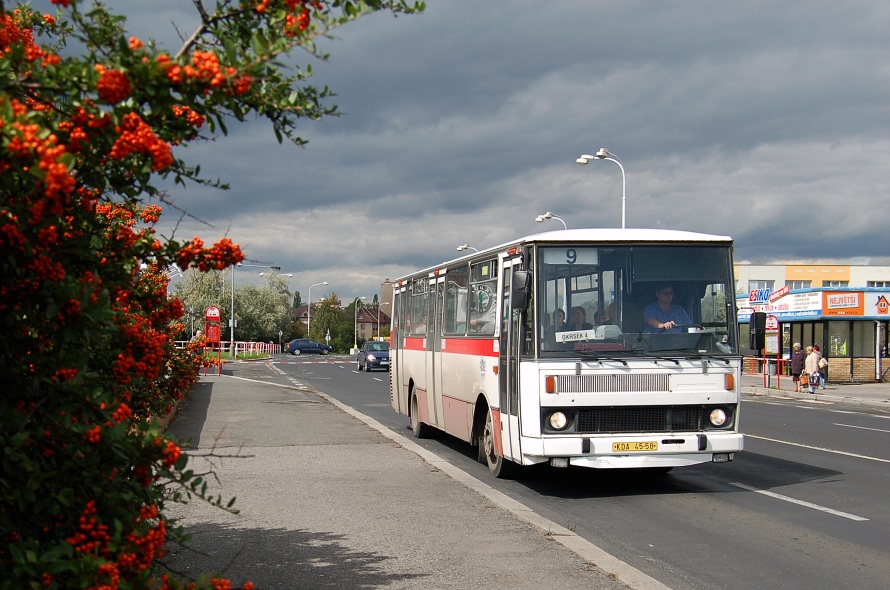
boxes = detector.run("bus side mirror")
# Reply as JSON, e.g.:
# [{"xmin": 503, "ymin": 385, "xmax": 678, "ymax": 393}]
[
  {"xmin": 511, "ymin": 270, "xmax": 531, "ymax": 310},
  {"xmin": 749, "ymin": 311, "xmax": 766, "ymax": 352}
]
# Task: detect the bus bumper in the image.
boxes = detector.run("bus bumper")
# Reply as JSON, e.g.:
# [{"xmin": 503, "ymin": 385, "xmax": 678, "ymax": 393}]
[{"xmin": 527, "ymin": 433, "xmax": 744, "ymax": 469}]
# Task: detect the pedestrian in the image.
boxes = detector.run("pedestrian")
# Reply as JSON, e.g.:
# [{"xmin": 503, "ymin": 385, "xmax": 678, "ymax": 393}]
[
  {"xmin": 814, "ymin": 343, "xmax": 827, "ymax": 389},
  {"xmin": 804, "ymin": 345, "xmax": 820, "ymax": 394},
  {"xmin": 789, "ymin": 343, "xmax": 806, "ymax": 392}
]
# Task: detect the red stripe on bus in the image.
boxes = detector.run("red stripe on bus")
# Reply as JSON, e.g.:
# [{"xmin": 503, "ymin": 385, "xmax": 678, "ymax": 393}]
[
  {"xmin": 443, "ymin": 338, "xmax": 498, "ymax": 357},
  {"xmin": 403, "ymin": 337, "xmax": 426, "ymax": 351},
  {"xmin": 400, "ymin": 337, "xmax": 498, "ymax": 357}
]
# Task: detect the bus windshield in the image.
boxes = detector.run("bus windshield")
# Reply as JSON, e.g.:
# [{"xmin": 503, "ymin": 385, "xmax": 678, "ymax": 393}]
[{"xmin": 536, "ymin": 244, "xmax": 737, "ymax": 356}]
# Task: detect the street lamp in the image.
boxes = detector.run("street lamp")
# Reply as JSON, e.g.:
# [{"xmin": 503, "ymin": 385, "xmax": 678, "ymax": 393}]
[
  {"xmin": 376, "ymin": 301, "xmax": 390, "ymax": 340},
  {"xmin": 535, "ymin": 211, "xmax": 567, "ymax": 229},
  {"xmin": 352, "ymin": 296, "xmax": 367, "ymax": 353},
  {"xmin": 577, "ymin": 148, "xmax": 626, "ymax": 229},
  {"xmin": 457, "ymin": 244, "xmax": 478, "ymax": 253},
  {"xmin": 306, "ymin": 281, "xmax": 328, "ymax": 339}
]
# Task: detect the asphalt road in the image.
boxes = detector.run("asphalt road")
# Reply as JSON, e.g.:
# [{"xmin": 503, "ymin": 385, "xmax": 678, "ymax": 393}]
[{"xmin": 274, "ymin": 354, "xmax": 890, "ymax": 590}]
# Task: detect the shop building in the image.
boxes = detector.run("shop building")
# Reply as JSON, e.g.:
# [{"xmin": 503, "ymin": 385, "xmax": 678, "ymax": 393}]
[{"xmin": 735, "ymin": 263, "xmax": 890, "ymax": 383}]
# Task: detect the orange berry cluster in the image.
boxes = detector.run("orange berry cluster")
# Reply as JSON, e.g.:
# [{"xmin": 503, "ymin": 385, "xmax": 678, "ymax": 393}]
[
  {"xmin": 0, "ymin": 11, "xmax": 60, "ymax": 67},
  {"xmin": 159, "ymin": 50, "xmax": 253, "ymax": 96},
  {"xmin": 62, "ymin": 499, "xmax": 174, "ymax": 587},
  {"xmin": 109, "ymin": 112, "xmax": 174, "ymax": 171},
  {"xmin": 162, "ymin": 440, "xmax": 181, "ymax": 467},
  {"xmin": 84, "ymin": 425, "xmax": 101, "ymax": 443},
  {"xmin": 175, "ymin": 236, "xmax": 245, "ymax": 273},
  {"xmin": 95, "ymin": 65, "xmax": 132, "ymax": 104},
  {"xmin": 5, "ymin": 113, "xmax": 76, "ymax": 203},
  {"xmin": 172, "ymin": 104, "xmax": 206, "ymax": 130},
  {"xmin": 53, "ymin": 367, "xmax": 78, "ymax": 382},
  {"xmin": 112, "ymin": 402, "xmax": 132, "ymax": 423}
]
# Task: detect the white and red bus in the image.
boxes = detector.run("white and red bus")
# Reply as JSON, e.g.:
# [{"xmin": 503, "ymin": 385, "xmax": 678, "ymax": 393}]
[{"xmin": 390, "ymin": 228, "xmax": 744, "ymax": 477}]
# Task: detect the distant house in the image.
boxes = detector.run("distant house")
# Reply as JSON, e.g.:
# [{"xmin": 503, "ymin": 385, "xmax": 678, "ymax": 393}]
[
  {"xmin": 357, "ymin": 306, "xmax": 390, "ymax": 341},
  {"xmin": 294, "ymin": 304, "xmax": 310, "ymax": 326}
]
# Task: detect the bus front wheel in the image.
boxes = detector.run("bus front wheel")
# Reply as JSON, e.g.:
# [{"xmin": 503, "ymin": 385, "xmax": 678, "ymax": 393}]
[
  {"xmin": 409, "ymin": 393, "xmax": 431, "ymax": 439},
  {"xmin": 480, "ymin": 410, "xmax": 516, "ymax": 479}
]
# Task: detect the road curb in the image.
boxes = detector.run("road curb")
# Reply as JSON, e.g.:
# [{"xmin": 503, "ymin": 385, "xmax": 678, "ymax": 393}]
[{"xmin": 742, "ymin": 386, "xmax": 890, "ymax": 409}]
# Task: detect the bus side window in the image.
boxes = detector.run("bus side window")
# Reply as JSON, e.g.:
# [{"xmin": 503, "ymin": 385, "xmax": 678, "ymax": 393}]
[{"xmin": 469, "ymin": 259, "xmax": 497, "ymax": 334}]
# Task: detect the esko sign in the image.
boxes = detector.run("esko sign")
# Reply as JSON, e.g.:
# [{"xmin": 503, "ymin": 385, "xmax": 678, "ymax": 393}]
[{"xmin": 748, "ymin": 288, "xmax": 771, "ymax": 305}]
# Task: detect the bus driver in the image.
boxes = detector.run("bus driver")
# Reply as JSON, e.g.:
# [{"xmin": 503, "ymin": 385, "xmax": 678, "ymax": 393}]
[{"xmin": 644, "ymin": 283, "xmax": 691, "ymax": 333}]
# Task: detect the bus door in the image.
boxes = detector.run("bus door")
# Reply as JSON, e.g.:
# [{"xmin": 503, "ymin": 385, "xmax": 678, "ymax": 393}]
[
  {"xmin": 425, "ymin": 276, "xmax": 445, "ymax": 428},
  {"xmin": 390, "ymin": 286, "xmax": 405, "ymax": 415},
  {"xmin": 497, "ymin": 257, "xmax": 524, "ymax": 463}
]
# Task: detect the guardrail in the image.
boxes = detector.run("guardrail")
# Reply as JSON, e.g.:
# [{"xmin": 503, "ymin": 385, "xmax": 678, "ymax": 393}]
[
  {"xmin": 174, "ymin": 340, "xmax": 281, "ymax": 356},
  {"xmin": 743, "ymin": 356, "xmax": 794, "ymax": 388}
]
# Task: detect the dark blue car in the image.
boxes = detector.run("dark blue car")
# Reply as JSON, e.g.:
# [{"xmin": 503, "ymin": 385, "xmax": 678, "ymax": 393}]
[
  {"xmin": 357, "ymin": 340, "xmax": 390, "ymax": 371},
  {"xmin": 284, "ymin": 338, "xmax": 331, "ymax": 355}
]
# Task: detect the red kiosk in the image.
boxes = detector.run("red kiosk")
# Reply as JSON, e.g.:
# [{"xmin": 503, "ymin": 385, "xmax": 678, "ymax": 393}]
[{"xmin": 204, "ymin": 305, "xmax": 222, "ymax": 376}]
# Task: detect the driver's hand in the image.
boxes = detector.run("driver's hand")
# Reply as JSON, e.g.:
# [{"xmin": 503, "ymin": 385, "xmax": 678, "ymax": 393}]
[{"xmin": 663, "ymin": 321, "xmax": 675, "ymax": 330}]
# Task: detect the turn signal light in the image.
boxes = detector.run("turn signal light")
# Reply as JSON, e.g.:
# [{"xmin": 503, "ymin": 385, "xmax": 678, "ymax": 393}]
[
  {"xmin": 724, "ymin": 373, "xmax": 735, "ymax": 391},
  {"xmin": 545, "ymin": 375, "xmax": 556, "ymax": 393}
]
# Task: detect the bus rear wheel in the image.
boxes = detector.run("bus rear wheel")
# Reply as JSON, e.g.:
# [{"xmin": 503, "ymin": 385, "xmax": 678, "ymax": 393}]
[
  {"xmin": 409, "ymin": 393, "xmax": 431, "ymax": 439},
  {"xmin": 480, "ymin": 409, "xmax": 517, "ymax": 479}
]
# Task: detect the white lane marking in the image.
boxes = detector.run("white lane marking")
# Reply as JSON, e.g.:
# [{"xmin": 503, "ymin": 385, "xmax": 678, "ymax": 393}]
[
  {"xmin": 373, "ymin": 377, "xmax": 384, "ymax": 382},
  {"xmin": 746, "ymin": 434, "xmax": 890, "ymax": 464},
  {"xmin": 833, "ymin": 423, "xmax": 890, "ymax": 434},
  {"xmin": 729, "ymin": 482, "xmax": 868, "ymax": 522}
]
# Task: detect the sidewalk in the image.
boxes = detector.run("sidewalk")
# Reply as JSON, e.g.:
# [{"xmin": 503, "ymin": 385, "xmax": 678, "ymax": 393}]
[
  {"xmin": 741, "ymin": 372, "xmax": 890, "ymax": 410},
  {"xmin": 163, "ymin": 362, "xmax": 656, "ymax": 590}
]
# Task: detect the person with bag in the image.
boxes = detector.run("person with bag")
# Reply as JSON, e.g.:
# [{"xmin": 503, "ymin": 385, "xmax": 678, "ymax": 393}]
[
  {"xmin": 814, "ymin": 343, "xmax": 827, "ymax": 389},
  {"xmin": 804, "ymin": 345, "xmax": 821, "ymax": 394},
  {"xmin": 789, "ymin": 343, "xmax": 806, "ymax": 392}
]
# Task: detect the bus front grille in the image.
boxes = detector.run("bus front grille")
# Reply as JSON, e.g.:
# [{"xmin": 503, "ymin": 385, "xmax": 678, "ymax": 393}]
[
  {"xmin": 576, "ymin": 406, "xmax": 703, "ymax": 434},
  {"xmin": 556, "ymin": 374, "xmax": 670, "ymax": 393}
]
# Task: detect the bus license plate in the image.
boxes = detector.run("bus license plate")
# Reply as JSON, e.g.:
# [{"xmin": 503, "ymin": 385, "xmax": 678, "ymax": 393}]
[{"xmin": 612, "ymin": 441, "xmax": 658, "ymax": 452}]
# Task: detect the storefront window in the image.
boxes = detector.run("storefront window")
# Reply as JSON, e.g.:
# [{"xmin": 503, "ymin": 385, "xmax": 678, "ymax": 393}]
[
  {"xmin": 851, "ymin": 321, "xmax": 874, "ymax": 359},
  {"xmin": 828, "ymin": 322, "xmax": 850, "ymax": 358}
]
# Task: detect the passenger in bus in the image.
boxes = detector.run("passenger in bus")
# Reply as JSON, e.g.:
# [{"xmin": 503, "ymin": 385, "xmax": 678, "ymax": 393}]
[
  {"xmin": 644, "ymin": 283, "xmax": 692, "ymax": 333},
  {"xmin": 543, "ymin": 309, "xmax": 566, "ymax": 347},
  {"xmin": 594, "ymin": 304, "xmax": 613, "ymax": 326},
  {"xmin": 415, "ymin": 313, "xmax": 427, "ymax": 334},
  {"xmin": 553, "ymin": 308, "xmax": 567, "ymax": 332},
  {"xmin": 469, "ymin": 318, "xmax": 493, "ymax": 333},
  {"xmin": 569, "ymin": 306, "xmax": 593, "ymax": 331}
]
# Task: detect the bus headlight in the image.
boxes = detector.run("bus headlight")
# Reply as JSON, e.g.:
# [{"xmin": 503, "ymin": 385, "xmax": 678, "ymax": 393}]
[
  {"xmin": 709, "ymin": 408, "xmax": 728, "ymax": 427},
  {"xmin": 549, "ymin": 411, "xmax": 569, "ymax": 430}
]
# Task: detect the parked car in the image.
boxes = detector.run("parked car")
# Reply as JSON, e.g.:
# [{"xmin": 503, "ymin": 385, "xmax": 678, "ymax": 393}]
[
  {"xmin": 284, "ymin": 338, "xmax": 331, "ymax": 355},
  {"xmin": 357, "ymin": 340, "xmax": 390, "ymax": 371}
]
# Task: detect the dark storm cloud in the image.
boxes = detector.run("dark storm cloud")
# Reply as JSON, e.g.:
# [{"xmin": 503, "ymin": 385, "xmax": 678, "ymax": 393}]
[{"xmin": 32, "ymin": 0, "xmax": 890, "ymax": 298}]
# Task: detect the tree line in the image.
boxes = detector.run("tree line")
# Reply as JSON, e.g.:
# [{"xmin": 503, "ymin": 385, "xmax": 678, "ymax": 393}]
[{"xmin": 173, "ymin": 270, "xmax": 385, "ymax": 352}]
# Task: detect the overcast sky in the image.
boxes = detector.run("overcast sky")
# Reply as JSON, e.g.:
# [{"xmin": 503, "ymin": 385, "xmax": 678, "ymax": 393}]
[{"xmin": 57, "ymin": 1, "xmax": 890, "ymax": 301}]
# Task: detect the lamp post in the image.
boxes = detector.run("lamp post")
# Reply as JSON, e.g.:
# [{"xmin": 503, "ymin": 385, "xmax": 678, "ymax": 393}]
[
  {"xmin": 352, "ymin": 296, "xmax": 367, "ymax": 353},
  {"xmin": 230, "ymin": 264, "xmax": 237, "ymax": 353},
  {"xmin": 534, "ymin": 211, "xmax": 567, "ymax": 229},
  {"xmin": 307, "ymin": 281, "xmax": 328, "ymax": 340},
  {"xmin": 577, "ymin": 148, "xmax": 626, "ymax": 229},
  {"xmin": 376, "ymin": 301, "xmax": 390, "ymax": 340},
  {"xmin": 456, "ymin": 244, "xmax": 478, "ymax": 253}
]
